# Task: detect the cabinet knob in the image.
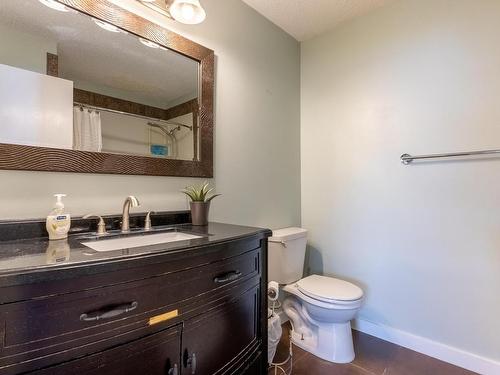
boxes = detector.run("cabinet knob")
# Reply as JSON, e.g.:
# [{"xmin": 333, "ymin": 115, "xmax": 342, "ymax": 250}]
[
  {"xmin": 168, "ymin": 364, "xmax": 178, "ymax": 375},
  {"xmin": 184, "ymin": 351, "xmax": 197, "ymax": 374}
]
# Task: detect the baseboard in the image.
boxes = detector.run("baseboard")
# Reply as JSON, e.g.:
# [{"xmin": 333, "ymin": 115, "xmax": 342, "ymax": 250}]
[{"xmin": 353, "ymin": 319, "xmax": 500, "ymax": 375}]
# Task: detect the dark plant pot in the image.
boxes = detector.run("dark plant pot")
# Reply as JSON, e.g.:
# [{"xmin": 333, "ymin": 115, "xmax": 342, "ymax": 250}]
[{"xmin": 190, "ymin": 201, "xmax": 210, "ymax": 226}]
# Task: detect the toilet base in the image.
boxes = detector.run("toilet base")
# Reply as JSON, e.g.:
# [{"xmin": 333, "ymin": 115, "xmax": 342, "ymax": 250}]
[
  {"xmin": 283, "ymin": 296, "xmax": 357, "ymax": 363},
  {"xmin": 289, "ymin": 321, "xmax": 355, "ymax": 363}
]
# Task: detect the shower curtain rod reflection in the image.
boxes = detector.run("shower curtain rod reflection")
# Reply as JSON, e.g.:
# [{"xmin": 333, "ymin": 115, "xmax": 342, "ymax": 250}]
[{"xmin": 73, "ymin": 102, "xmax": 193, "ymax": 131}]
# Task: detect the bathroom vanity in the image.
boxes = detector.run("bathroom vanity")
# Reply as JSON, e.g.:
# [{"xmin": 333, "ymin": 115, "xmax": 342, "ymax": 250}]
[
  {"xmin": 0, "ymin": 219, "xmax": 270, "ymax": 374},
  {"xmin": 0, "ymin": 0, "xmax": 261, "ymax": 371},
  {"xmin": 0, "ymin": 0, "xmax": 266, "ymax": 372}
]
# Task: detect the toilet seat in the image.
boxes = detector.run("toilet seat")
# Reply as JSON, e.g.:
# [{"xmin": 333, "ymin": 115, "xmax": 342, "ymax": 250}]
[
  {"xmin": 296, "ymin": 275, "xmax": 363, "ymax": 304},
  {"xmin": 283, "ymin": 281, "xmax": 363, "ymax": 311}
]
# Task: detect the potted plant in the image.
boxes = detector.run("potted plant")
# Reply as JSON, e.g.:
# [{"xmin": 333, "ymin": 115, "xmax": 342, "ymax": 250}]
[{"xmin": 181, "ymin": 181, "xmax": 220, "ymax": 226}]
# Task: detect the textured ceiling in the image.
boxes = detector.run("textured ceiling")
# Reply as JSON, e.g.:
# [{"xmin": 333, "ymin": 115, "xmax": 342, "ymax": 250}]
[{"xmin": 242, "ymin": 0, "xmax": 396, "ymax": 41}]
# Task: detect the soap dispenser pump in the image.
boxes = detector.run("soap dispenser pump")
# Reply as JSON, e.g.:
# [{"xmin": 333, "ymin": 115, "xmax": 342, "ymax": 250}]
[{"xmin": 46, "ymin": 194, "xmax": 71, "ymax": 240}]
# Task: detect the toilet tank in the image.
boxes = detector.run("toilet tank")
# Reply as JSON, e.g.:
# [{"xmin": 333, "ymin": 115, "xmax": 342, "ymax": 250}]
[{"xmin": 268, "ymin": 227, "xmax": 308, "ymax": 284}]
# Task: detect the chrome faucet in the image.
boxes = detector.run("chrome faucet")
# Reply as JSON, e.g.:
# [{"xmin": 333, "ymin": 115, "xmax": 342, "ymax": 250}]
[{"xmin": 121, "ymin": 196, "xmax": 140, "ymax": 233}]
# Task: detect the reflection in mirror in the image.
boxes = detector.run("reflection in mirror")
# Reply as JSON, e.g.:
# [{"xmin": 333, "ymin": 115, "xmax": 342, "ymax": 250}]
[{"xmin": 0, "ymin": 0, "xmax": 200, "ymax": 161}]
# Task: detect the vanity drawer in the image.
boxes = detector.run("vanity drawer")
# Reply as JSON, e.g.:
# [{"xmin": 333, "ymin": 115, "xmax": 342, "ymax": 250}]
[
  {"xmin": 0, "ymin": 236, "xmax": 264, "ymax": 304},
  {"xmin": 0, "ymin": 247, "xmax": 262, "ymax": 373}
]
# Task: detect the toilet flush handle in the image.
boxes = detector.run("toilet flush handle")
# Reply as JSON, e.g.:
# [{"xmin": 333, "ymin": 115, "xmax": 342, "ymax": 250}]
[{"xmin": 269, "ymin": 239, "xmax": 287, "ymax": 248}]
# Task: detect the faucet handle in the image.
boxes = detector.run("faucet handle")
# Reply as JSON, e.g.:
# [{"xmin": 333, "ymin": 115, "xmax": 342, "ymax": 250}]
[
  {"xmin": 144, "ymin": 211, "xmax": 155, "ymax": 231},
  {"xmin": 83, "ymin": 214, "xmax": 108, "ymax": 235}
]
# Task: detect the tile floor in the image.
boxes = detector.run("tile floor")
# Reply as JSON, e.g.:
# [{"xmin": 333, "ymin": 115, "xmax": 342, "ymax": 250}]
[{"xmin": 268, "ymin": 323, "xmax": 477, "ymax": 375}]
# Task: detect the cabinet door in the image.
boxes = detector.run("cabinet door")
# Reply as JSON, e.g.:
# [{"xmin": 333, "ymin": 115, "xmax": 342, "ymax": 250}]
[
  {"xmin": 32, "ymin": 324, "xmax": 182, "ymax": 375},
  {"xmin": 181, "ymin": 285, "xmax": 260, "ymax": 375}
]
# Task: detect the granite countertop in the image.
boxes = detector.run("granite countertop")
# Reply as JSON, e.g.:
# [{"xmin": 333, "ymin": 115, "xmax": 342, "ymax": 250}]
[{"xmin": 0, "ymin": 222, "xmax": 271, "ymax": 277}]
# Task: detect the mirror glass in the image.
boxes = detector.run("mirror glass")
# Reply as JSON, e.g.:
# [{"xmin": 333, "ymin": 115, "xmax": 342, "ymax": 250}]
[{"xmin": 0, "ymin": 0, "xmax": 200, "ymax": 161}]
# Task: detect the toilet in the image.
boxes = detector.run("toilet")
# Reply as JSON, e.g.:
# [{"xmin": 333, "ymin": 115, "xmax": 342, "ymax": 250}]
[{"xmin": 268, "ymin": 227, "xmax": 363, "ymax": 363}]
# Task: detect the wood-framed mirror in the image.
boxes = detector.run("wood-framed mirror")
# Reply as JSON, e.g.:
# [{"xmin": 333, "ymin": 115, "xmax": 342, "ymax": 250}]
[{"xmin": 0, "ymin": 0, "xmax": 214, "ymax": 177}]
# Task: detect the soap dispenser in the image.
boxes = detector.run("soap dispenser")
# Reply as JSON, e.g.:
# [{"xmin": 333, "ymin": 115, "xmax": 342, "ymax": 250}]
[{"xmin": 46, "ymin": 194, "xmax": 71, "ymax": 240}]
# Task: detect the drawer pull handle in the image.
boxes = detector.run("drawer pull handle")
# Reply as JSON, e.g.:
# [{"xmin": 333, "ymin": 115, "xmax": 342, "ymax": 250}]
[
  {"xmin": 80, "ymin": 301, "xmax": 138, "ymax": 322},
  {"xmin": 213, "ymin": 270, "xmax": 242, "ymax": 284}
]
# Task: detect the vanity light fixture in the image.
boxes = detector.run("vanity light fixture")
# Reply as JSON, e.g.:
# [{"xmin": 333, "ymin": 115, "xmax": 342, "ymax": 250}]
[
  {"xmin": 38, "ymin": 0, "xmax": 70, "ymax": 12},
  {"xmin": 92, "ymin": 18, "xmax": 127, "ymax": 33},
  {"xmin": 169, "ymin": 0, "xmax": 206, "ymax": 24},
  {"xmin": 137, "ymin": 0, "xmax": 206, "ymax": 25}
]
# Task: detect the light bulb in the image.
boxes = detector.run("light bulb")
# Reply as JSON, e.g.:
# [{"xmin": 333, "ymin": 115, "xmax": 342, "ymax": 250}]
[
  {"xmin": 181, "ymin": 4, "xmax": 195, "ymax": 21},
  {"xmin": 139, "ymin": 38, "xmax": 161, "ymax": 49},
  {"xmin": 38, "ymin": 0, "xmax": 70, "ymax": 12},
  {"xmin": 169, "ymin": 0, "xmax": 206, "ymax": 25},
  {"xmin": 93, "ymin": 18, "xmax": 124, "ymax": 33}
]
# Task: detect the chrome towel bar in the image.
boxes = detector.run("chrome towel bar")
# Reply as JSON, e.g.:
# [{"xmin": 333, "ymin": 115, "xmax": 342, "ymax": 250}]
[{"xmin": 401, "ymin": 149, "xmax": 500, "ymax": 164}]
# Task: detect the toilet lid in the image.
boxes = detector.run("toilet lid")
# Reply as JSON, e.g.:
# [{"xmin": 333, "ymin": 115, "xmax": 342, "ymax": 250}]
[{"xmin": 297, "ymin": 275, "xmax": 363, "ymax": 302}]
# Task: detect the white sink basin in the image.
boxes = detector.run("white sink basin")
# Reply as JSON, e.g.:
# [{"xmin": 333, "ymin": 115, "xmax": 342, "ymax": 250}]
[{"xmin": 81, "ymin": 232, "xmax": 202, "ymax": 252}]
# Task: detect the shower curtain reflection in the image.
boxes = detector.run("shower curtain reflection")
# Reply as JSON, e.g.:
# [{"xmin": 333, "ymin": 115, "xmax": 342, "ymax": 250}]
[{"xmin": 73, "ymin": 107, "xmax": 102, "ymax": 152}]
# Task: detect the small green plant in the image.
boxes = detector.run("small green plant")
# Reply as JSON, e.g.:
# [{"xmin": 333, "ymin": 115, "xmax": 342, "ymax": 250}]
[{"xmin": 181, "ymin": 181, "xmax": 220, "ymax": 203}]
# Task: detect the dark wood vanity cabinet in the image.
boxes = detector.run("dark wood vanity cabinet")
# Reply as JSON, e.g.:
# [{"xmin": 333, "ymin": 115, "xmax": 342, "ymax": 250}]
[{"xmin": 0, "ymin": 233, "xmax": 269, "ymax": 375}]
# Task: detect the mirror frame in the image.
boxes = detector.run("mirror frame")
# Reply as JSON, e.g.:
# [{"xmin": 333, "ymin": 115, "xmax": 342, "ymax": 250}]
[{"xmin": 0, "ymin": 0, "xmax": 214, "ymax": 177}]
